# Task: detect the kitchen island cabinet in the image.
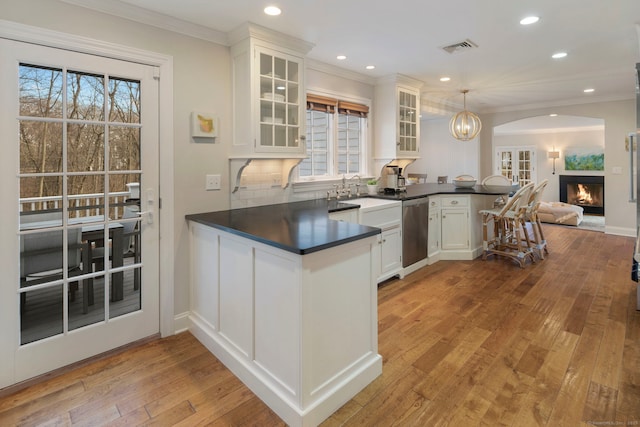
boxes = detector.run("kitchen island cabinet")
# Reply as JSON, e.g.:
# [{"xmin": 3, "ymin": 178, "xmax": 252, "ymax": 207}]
[{"xmin": 187, "ymin": 201, "xmax": 382, "ymax": 427}]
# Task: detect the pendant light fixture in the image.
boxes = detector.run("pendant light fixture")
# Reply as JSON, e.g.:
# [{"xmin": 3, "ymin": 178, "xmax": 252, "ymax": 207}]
[{"xmin": 449, "ymin": 89, "xmax": 482, "ymax": 141}]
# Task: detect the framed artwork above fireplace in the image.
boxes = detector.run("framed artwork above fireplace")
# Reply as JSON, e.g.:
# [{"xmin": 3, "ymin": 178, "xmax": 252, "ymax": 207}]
[{"xmin": 564, "ymin": 146, "xmax": 604, "ymax": 171}]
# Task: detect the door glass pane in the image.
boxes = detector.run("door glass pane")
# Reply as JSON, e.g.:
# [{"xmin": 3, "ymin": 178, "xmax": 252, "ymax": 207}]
[
  {"xmin": 67, "ymin": 123, "xmax": 105, "ymax": 172},
  {"xmin": 66, "ymin": 71, "xmax": 105, "ymax": 121},
  {"xmin": 109, "ymin": 126, "xmax": 140, "ymax": 171},
  {"xmin": 20, "ymin": 121, "xmax": 63, "ymax": 174},
  {"xmin": 274, "ymin": 57, "xmax": 286, "ymax": 79},
  {"xmin": 260, "ymin": 124, "xmax": 273, "ymax": 147},
  {"xmin": 288, "ymin": 61, "xmax": 298, "ymax": 83},
  {"xmin": 19, "ymin": 64, "xmax": 63, "ymax": 118},
  {"xmin": 274, "ymin": 126, "xmax": 286, "ymax": 147},
  {"xmin": 20, "ymin": 284, "xmax": 63, "ymax": 345},
  {"xmin": 108, "ymin": 78, "xmax": 140, "ymax": 123},
  {"xmin": 260, "ymin": 53, "xmax": 272, "ymax": 76},
  {"xmin": 68, "ymin": 175, "xmax": 105, "ymax": 219},
  {"xmin": 20, "ymin": 176, "xmax": 63, "ymax": 221}
]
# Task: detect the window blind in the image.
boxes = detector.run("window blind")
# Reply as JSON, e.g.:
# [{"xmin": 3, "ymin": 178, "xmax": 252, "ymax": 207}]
[
  {"xmin": 306, "ymin": 94, "xmax": 337, "ymax": 113},
  {"xmin": 306, "ymin": 95, "xmax": 369, "ymax": 118},
  {"xmin": 337, "ymin": 100, "xmax": 369, "ymax": 118}
]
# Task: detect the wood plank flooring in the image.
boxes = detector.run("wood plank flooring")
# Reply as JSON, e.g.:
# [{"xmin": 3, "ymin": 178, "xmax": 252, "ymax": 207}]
[{"xmin": 1, "ymin": 224, "xmax": 639, "ymax": 426}]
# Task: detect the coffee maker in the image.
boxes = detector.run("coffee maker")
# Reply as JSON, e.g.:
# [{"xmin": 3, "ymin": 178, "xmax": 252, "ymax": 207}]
[
  {"xmin": 385, "ymin": 166, "xmax": 398, "ymax": 192},
  {"xmin": 384, "ymin": 165, "xmax": 406, "ymax": 193}
]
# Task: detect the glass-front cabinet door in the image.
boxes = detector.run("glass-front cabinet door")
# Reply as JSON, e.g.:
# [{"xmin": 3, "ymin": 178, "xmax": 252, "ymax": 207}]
[
  {"xmin": 257, "ymin": 48, "xmax": 304, "ymax": 153},
  {"xmin": 397, "ymin": 88, "xmax": 418, "ymax": 154}
]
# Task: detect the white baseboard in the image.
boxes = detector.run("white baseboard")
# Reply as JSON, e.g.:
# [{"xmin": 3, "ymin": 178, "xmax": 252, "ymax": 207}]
[
  {"xmin": 605, "ymin": 226, "xmax": 635, "ymax": 237},
  {"xmin": 173, "ymin": 311, "xmax": 190, "ymax": 334}
]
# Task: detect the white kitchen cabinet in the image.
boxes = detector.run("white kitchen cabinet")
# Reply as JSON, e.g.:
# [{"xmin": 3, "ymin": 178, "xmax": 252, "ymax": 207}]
[
  {"xmin": 427, "ymin": 197, "xmax": 441, "ymax": 259},
  {"xmin": 441, "ymin": 207, "xmax": 469, "ymax": 250},
  {"xmin": 441, "ymin": 195, "xmax": 470, "ymax": 251},
  {"xmin": 373, "ymin": 75, "xmax": 423, "ymax": 161},
  {"xmin": 437, "ymin": 194, "xmax": 497, "ymax": 260},
  {"xmin": 357, "ymin": 201, "xmax": 402, "ymax": 283},
  {"xmin": 380, "ymin": 227, "xmax": 402, "ymax": 278},
  {"xmin": 189, "ymin": 221, "xmax": 381, "ymax": 427},
  {"xmin": 229, "ymin": 24, "xmax": 313, "ymax": 159},
  {"xmin": 342, "ymin": 198, "xmax": 402, "ymax": 283}
]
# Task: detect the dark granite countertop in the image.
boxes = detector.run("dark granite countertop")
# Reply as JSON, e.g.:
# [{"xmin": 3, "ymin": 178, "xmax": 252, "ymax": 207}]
[
  {"xmin": 370, "ymin": 183, "xmax": 515, "ymax": 201},
  {"xmin": 185, "ymin": 184, "xmax": 511, "ymax": 255},
  {"xmin": 186, "ymin": 199, "xmax": 380, "ymax": 255}
]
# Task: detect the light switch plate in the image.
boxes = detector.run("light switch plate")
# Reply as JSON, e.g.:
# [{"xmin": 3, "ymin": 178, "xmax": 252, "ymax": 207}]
[{"xmin": 206, "ymin": 174, "xmax": 221, "ymax": 190}]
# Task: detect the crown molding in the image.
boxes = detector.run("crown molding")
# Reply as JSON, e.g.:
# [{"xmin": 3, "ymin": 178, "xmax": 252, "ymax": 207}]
[
  {"xmin": 305, "ymin": 58, "xmax": 376, "ymax": 86},
  {"xmin": 375, "ymin": 73, "xmax": 425, "ymax": 90},
  {"xmin": 494, "ymin": 125, "xmax": 605, "ymax": 136},
  {"xmin": 481, "ymin": 93, "xmax": 635, "ymax": 115},
  {"xmin": 60, "ymin": 0, "xmax": 228, "ymax": 45},
  {"xmin": 227, "ymin": 22, "xmax": 314, "ymax": 54}
]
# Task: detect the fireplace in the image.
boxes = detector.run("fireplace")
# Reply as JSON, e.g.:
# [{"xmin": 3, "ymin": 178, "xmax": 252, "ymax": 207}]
[{"xmin": 559, "ymin": 175, "xmax": 604, "ymax": 215}]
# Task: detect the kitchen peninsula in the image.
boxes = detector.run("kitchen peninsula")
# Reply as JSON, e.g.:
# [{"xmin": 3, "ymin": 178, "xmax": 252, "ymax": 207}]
[
  {"xmin": 185, "ymin": 183, "xmax": 511, "ymax": 426},
  {"xmin": 186, "ymin": 200, "xmax": 383, "ymax": 427}
]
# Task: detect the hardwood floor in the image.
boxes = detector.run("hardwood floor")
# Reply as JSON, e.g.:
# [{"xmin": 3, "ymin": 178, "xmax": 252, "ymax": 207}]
[{"xmin": 1, "ymin": 224, "xmax": 638, "ymax": 426}]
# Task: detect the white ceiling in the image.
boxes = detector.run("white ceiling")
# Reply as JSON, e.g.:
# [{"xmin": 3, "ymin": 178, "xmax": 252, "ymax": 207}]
[{"xmin": 66, "ymin": 0, "xmax": 640, "ymax": 117}]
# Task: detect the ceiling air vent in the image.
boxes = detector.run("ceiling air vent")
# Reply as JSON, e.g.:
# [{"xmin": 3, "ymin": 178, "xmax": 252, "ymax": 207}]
[{"xmin": 441, "ymin": 39, "xmax": 478, "ymax": 54}]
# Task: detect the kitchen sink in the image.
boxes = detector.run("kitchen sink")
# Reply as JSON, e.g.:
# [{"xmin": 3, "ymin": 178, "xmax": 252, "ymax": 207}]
[{"xmin": 347, "ymin": 197, "xmax": 401, "ymax": 212}]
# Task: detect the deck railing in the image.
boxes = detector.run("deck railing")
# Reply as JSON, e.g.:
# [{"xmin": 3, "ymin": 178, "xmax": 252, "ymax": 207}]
[{"xmin": 20, "ymin": 191, "xmax": 132, "ymax": 218}]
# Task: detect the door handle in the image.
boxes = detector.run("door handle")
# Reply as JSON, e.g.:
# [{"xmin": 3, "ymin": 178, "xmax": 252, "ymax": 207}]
[{"xmin": 139, "ymin": 188, "xmax": 155, "ymax": 224}]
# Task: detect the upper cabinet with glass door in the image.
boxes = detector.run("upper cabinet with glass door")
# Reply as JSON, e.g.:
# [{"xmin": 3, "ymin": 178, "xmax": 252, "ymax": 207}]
[
  {"xmin": 229, "ymin": 24, "xmax": 313, "ymax": 158},
  {"xmin": 373, "ymin": 75, "xmax": 423, "ymax": 160},
  {"xmin": 258, "ymin": 50, "xmax": 301, "ymax": 152}
]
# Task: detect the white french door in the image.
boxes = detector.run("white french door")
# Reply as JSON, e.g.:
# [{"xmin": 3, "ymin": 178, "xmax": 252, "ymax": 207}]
[
  {"xmin": 495, "ymin": 146, "xmax": 537, "ymax": 186},
  {"xmin": 0, "ymin": 39, "xmax": 160, "ymax": 387}
]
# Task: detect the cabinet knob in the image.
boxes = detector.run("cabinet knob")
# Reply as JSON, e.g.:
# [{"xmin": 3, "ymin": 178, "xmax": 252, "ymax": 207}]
[{"xmin": 451, "ymin": 200, "xmax": 458, "ymax": 205}]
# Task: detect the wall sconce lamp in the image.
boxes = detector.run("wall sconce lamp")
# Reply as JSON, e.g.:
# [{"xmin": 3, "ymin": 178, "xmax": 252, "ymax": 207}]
[{"xmin": 548, "ymin": 149, "xmax": 560, "ymax": 174}]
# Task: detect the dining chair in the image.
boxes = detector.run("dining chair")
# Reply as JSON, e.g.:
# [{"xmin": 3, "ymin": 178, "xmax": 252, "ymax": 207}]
[
  {"xmin": 482, "ymin": 174, "xmax": 513, "ymax": 207},
  {"xmin": 20, "ymin": 225, "xmax": 88, "ymax": 312},
  {"xmin": 481, "ymin": 175, "xmax": 511, "ymax": 186},
  {"xmin": 92, "ymin": 205, "xmax": 140, "ymax": 291}
]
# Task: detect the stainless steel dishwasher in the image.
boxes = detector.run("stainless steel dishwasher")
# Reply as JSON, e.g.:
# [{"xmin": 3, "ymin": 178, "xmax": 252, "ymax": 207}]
[{"xmin": 402, "ymin": 197, "xmax": 429, "ymax": 267}]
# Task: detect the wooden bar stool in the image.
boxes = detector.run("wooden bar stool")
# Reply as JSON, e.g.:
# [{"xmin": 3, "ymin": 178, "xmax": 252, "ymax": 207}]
[
  {"xmin": 479, "ymin": 182, "xmax": 536, "ymax": 268},
  {"xmin": 523, "ymin": 179, "xmax": 549, "ymax": 259}
]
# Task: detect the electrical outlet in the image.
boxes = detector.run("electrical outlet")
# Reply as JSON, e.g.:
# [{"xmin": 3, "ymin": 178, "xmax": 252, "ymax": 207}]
[{"xmin": 206, "ymin": 174, "xmax": 221, "ymax": 190}]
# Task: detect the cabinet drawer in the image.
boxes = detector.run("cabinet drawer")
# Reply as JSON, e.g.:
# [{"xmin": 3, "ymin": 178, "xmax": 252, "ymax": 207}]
[{"xmin": 441, "ymin": 196, "xmax": 468, "ymax": 208}]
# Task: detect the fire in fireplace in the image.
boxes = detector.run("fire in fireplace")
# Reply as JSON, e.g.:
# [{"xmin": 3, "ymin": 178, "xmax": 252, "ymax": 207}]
[{"xmin": 559, "ymin": 175, "xmax": 604, "ymax": 215}]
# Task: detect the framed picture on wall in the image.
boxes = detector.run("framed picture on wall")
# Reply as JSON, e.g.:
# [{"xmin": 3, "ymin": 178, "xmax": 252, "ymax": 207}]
[
  {"xmin": 564, "ymin": 147, "xmax": 604, "ymax": 171},
  {"xmin": 190, "ymin": 112, "xmax": 218, "ymax": 140}
]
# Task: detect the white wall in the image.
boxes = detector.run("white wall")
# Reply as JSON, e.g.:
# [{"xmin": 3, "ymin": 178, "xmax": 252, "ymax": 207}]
[
  {"xmin": 3, "ymin": 0, "xmax": 233, "ymax": 319},
  {"xmin": 493, "ymin": 128, "xmax": 605, "ymax": 203},
  {"xmin": 410, "ymin": 117, "xmax": 479, "ymax": 182},
  {"xmin": 478, "ymin": 99, "xmax": 636, "ymax": 236}
]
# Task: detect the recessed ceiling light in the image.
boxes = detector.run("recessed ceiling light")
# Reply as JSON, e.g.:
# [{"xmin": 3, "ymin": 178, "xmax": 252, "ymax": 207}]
[
  {"xmin": 552, "ymin": 52, "xmax": 567, "ymax": 59},
  {"xmin": 365, "ymin": 65, "xmax": 375, "ymax": 70},
  {"xmin": 584, "ymin": 88, "xmax": 595, "ymax": 93},
  {"xmin": 336, "ymin": 55, "xmax": 347, "ymax": 60},
  {"xmin": 264, "ymin": 6, "xmax": 281, "ymax": 16},
  {"xmin": 440, "ymin": 77, "xmax": 451, "ymax": 82},
  {"xmin": 520, "ymin": 16, "xmax": 540, "ymax": 25}
]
